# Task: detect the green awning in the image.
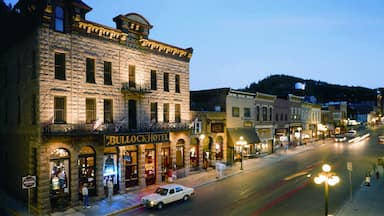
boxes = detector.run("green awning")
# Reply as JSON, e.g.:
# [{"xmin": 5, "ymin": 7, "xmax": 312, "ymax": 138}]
[{"xmin": 227, "ymin": 128, "xmax": 260, "ymax": 147}]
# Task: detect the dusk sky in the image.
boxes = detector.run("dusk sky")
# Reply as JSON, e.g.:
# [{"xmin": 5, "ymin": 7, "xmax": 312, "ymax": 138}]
[{"xmin": 5, "ymin": 0, "xmax": 384, "ymax": 90}]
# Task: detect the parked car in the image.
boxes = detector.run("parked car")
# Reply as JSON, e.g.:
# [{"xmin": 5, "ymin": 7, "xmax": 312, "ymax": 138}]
[
  {"xmin": 346, "ymin": 130, "xmax": 357, "ymax": 137},
  {"xmin": 141, "ymin": 184, "xmax": 194, "ymax": 209},
  {"xmin": 334, "ymin": 135, "xmax": 347, "ymax": 142}
]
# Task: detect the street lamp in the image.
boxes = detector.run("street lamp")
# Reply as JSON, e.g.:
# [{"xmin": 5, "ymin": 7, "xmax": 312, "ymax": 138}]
[
  {"xmin": 314, "ymin": 164, "xmax": 340, "ymax": 216},
  {"xmin": 236, "ymin": 136, "xmax": 247, "ymax": 170}
]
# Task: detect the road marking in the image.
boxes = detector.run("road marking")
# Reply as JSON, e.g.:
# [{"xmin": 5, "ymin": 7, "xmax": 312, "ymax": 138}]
[{"xmin": 284, "ymin": 171, "xmax": 309, "ymax": 181}]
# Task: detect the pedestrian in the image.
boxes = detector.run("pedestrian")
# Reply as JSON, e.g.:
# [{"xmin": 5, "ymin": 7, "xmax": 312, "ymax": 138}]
[
  {"xmin": 365, "ymin": 173, "xmax": 371, "ymax": 186},
  {"xmin": 167, "ymin": 167, "xmax": 173, "ymax": 182},
  {"xmin": 107, "ymin": 179, "xmax": 113, "ymax": 201},
  {"xmin": 82, "ymin": 183, "xmax": 90, "ymax": 208}
]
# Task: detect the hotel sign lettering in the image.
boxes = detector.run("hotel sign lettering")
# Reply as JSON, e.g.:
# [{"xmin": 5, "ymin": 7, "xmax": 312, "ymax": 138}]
[{"xmin": 105, "ymin": 132, "xmax": 169, "ymax": 147}]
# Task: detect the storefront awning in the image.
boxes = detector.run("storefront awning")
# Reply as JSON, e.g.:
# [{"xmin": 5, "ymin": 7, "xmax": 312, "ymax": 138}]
[{"xmin": 227, "ymin": 128, "xmax": 260, "ymax": 146}]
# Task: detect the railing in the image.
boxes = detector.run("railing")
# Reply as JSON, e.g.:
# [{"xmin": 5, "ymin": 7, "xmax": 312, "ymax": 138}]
[
  {"xmin": 42, "ymin": 121, "xmax": 192, "ymax": 136},
  {"xmin": 121, "ymin": 82, "xmax": 151, "ymax": 94}
]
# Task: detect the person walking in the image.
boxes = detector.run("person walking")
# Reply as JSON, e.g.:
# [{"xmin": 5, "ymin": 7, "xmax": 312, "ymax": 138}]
[
  {"xmin": 82, "ymin": 183, "xmax": 90, "ymax": 208},
  {"xmin": 107, "ymin": 179, "xmax": 113, "ymax": 201}
]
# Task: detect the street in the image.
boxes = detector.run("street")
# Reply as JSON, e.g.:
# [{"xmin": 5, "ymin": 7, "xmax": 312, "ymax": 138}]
[{"xmin": 119, "ymin": 127, "xmax": 384, "ymax": 216}]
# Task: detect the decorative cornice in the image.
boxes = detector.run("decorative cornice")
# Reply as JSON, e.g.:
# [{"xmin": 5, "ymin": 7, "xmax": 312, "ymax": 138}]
[
  {"xmin": 77, "ymin": 21, "xmax": 127, "ymax": 41},
  {"xmin": 139, "ymin": 39, "xmax": 193, "ymax": 59}
]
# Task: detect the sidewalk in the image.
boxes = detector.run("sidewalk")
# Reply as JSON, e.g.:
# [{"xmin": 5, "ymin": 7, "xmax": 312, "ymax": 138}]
[
  {"xmin": 336, "ymin": 173, "xmax": 384, "ymax": 216},
  {"xmin": 5, "ymin": 140, "xmax": 378, "ymax": 216}
]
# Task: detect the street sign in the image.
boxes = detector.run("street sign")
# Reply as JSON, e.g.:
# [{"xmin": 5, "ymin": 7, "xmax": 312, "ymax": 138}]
[
  {"xmin": 22, "ymin": 175, "xmax": 36, "ymax": 189},
  {"xmin": 347, "ymin": 162, "xmax": 353, "ymax": 171}
]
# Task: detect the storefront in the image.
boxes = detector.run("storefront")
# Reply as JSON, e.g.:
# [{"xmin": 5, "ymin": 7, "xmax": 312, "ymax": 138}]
[
  {"xmin": 123, "ymin": 146, "xmax": 139, "ymax": 188},
  {"xmin": 227, "ymin": 128, "xmax": 261, "ymax": 159},
  {"xmin": 49, "ymin": 148, "xmax": 70, "ymax": 211},
  {"xmin": 144, "ymin": 144, "xmax": 156, "ymax": 185},
  {"xmin": 78, "ymin": 146, "xmax": 96, "ymax": 197},
  {"xmin": 189, "ymin": 138, "xmax": 199, "ymax": 171},
  {"xmin": 103, "ymin": 147, "xmax": 119, "ymax": 195},
  {"xmin": 161, "ymin": 144, "xmax": 171, "ymax": 181}
]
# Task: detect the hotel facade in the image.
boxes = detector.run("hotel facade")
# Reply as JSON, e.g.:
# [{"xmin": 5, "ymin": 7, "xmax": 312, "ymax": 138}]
[{"xmin": 0, "ymin": 0, "xmax": 193, "ymax": 214}]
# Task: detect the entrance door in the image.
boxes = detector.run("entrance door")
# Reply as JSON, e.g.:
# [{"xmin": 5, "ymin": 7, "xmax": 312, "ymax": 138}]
[
  {"xmin": 124, "ymin": 149, "xmax": 138, "ymax": 188},
  {"xmin": 79, "ymin": 146, "xmax": 96, "ymax": 197}
]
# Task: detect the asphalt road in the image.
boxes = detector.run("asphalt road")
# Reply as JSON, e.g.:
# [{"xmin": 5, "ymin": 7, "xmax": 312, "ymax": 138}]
[{"xmin": 120, "ymin": 127, "xmax": 384, "ymax": 216}]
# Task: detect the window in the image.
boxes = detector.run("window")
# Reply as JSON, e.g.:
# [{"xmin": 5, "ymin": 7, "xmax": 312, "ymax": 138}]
[
  {"xmin": 55, "ymin": 53, "xmax": 65, "ymax": 80},
  {"xmin": 262, "ymin": 107, "xmax": 267, "ymax": 121},
  {"xmin": 129, "ymin": 65, "xmax": 135, "ymax": 88},
  {"xmin": 54, "ymin": 97, "xmax": 66, "ymax": 123},
  {"xmin": 275, "ymin": 113, "xmax": 279, "ymax": 121},
  {"xmin": 55, "ymin": 6, "xmax": 64, "ymax": 32},
  {"xmin": 150, "ymin": 70, "xmax": 157, "ymax": 90},
  {"xmin": 86, "ymin": 58, "xmax": 95, "ymax": 83},
  {"xmin": 244, "ymin": 107, "xmax": 251, "ymax": 118},
  {"xmin": 150, "ymin": 102, "xmax": 158, "ymax": 123},
  {"xmin": 175, "ymin": 74, "xmax": 180, "ymax": 93},
  {"xmin": 232, "ymin": 107, "xmax": 240, "ymax": 117},
  {"xmin": 256, "ymin": 106, "xmax": 260, "ymax": 121},
  {"xmin": 175, "ymin": 104, "xmax": 181, "ymax": 123},
  {"xmin": 104, "ymin": 61, "xmax": 112, "ymax": 85},
  {"xmin": 269, "ymin": 107, "xmax": 273, "ymax": 121},
  {"xmin": 163, "ymin": 103, "xmax": 169, "ymax": 123},
  {"xmin": 104, "ymin": 99, "xmax": 113, "ymax": 123},
  {"xmin": 163, "ymin": 72, "xmax": 169, "ymax": 92},
  {"xmin": 86, "ymin": 98, "xmax": 96, "ymax": 124}
]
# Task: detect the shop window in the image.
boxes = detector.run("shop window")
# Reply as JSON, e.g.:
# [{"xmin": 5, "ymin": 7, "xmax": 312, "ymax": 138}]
[
  {"xmin": 124, "ymin": 147, "xmax": 138, "ymax": 188},
  {"xmin": 190, "ymin": 144, "xmax": 198, "ymax": 169},
  {"xmin": 79, "ymin": 146, "xmax": 96, "ymax": 196},
  {"xmin": 104, "ymin": 147, "xmax": 119, "ymax": 195},
  {"xmin": 161, "ymin": 146, "xmax": 170, "ymax": 182},
  {"xmin": 176, "ymin": 139, "xmax": 185, "ymax": 169},
  {"xmin": 49, "ymin": 148, "xmax": 70, "ymax": 211},
  {"xmin": 145, "ymin": 147, "xmax": 156, "ymax": 185}
]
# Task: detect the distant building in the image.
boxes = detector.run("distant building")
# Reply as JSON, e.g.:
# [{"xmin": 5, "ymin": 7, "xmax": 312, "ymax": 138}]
[{"xmin": 0, "ymin": 0, "xmax": 192, "ymax": 214}]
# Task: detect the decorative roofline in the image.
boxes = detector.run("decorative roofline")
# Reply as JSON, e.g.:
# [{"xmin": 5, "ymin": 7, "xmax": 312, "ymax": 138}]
[
  {"xmin": 139, "ymin": 39, "xmax": 193, "ymax": 60},
  {"xmin": 77, "ymin": 20, "xmax": 127, "ymax": 41}
]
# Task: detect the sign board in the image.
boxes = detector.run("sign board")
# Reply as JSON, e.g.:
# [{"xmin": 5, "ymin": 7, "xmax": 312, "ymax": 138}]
[
  {"xmin": 22, "ymin": 175, "xmax": 36, "ymax": 189},
  {"xmin": 347, "ymin": 162, "xmax": 353, "ymax": 171}
]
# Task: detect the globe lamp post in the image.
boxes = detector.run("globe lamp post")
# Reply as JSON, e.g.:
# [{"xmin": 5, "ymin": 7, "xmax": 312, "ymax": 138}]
[{"xmin": 314, "ymin": 164, "xmax": 340, "ymax": 216}]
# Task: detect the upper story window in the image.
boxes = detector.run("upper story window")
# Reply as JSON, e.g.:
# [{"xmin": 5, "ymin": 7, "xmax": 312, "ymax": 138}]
[
  {"xmin": 244, "ymin": 107, "xmax": 251, "ymax": 118},
  {"xmin": 55, "ymin": 6, "xmax": 64, "ymax": 32},
  {"xmin": 175, "ymin": 74, "xmax": 180, "ymax": 93},
  {"xmin": 151, "ymin": 70, "xmax": 157, "ymax": 90},
  {"xmin": 163, "ymin": 72, "xmax": 169, "ymax": 92},
  {"xmin": 163, "ymin": 103, "xmax": 169, "ymax": 123},
  {"xmin": 104, "ymin": 61, "xmax": 112, "ymax": 85},
  {"xmin": 55, "ymin": 52, "xmax": 66, "ymax": 80},
  {"xmin": 150, "ymin": 102, "xmax": 158, "ymax": 123},
  {"xmin": 256, "ymin": 106, "xmax": 260, "ymax": 121},
  {"xmin": 175, "ymin": 104, "xmax": 181, "ymax": 123},
  {"xmin": 232, "ymin": 107, "xmax": 240, "ymax": 117},
  {"xmin": 86, "ymin": 98, "xmax": 96, "ymax": 124},
  {"xmin": 54, "ymin": 97, "xmax": 66, "ymax": 124},
  {"xmin": 86, "ymin": 58, "xmax": 95, "ymax": 83},
  {"xmin": 269, "ymin": 107, "xmax": 273, "ymax": 121},
  {"xmin": 262, "ymin": 107, "xmax": 267, "ymax": 121},
  {"xmin": 104, "ymin": 99, "xmax": 113, "ymax": 123},
  {"xmin": 129, "ymin": 65, "xmax": 136, "ymax": 88}
]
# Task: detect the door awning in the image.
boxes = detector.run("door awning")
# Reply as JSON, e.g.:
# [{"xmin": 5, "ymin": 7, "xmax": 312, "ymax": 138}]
[{"xmin": 227, "ymin": 128, "xmax": 260, "ymax": 146}]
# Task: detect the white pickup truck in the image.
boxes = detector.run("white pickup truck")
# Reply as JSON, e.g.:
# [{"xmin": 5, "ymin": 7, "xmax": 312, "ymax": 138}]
[{"xmin": 141, "ymin": 184, "xmax": 194, "ymax": 209}]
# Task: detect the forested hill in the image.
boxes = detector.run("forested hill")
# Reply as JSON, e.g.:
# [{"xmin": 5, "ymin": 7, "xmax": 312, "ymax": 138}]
[{"xmin": 241, "ymin": 74, "xmax": 377, "ymax": 103}]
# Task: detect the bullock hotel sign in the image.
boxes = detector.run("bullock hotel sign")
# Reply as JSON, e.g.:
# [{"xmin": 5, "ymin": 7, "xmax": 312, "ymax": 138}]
[{"xmin": 104, "ymin": 132, "xmax": 170, "ymax": 147}]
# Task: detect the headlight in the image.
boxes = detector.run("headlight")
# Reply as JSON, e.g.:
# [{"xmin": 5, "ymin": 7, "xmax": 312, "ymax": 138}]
[{"xmin": 150, "ymin": 201, "xmax": 155, "ymax": 206}]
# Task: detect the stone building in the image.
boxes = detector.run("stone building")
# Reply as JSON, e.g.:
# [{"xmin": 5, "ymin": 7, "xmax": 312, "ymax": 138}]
[{"xmin": 0, "ymin": 0, "xmax": 192, "ymax": 214}]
